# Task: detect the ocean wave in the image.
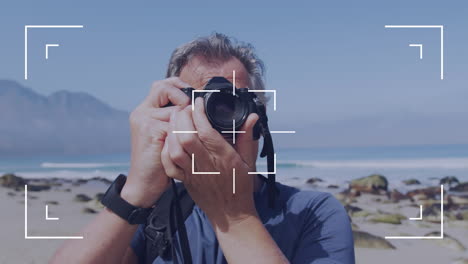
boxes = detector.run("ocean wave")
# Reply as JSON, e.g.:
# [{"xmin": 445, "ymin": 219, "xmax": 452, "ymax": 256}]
[
  {"xmin": 4, "ymin": 170, "xmax": 120, "ymax": 180},
  {"xmin": 40, "ymin": 162, "xmax": 129, "ymax": 169},
  {"xmin": 270, "ymin": 157, "xmax": 468, "ymax": 169}
]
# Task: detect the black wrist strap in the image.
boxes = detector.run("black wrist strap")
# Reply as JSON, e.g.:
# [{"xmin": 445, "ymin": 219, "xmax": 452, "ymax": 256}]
[{"xmin": 101, "ymin": 174, "xmax": 153, "ymax": 225}]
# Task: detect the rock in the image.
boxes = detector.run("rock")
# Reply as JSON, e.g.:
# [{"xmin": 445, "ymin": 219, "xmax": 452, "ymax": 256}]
[
  {"xmin": 344, "ymin": 204, "xmax": 363, "ymax": 217},
  {"xmin": 327, "ymin": 184, "xmax": 339, "ymax": 189},
  {"xmin": 86, "ymin": 198, "xmax": 105, "ymax": 211},
  {"xmin": 90, "ymin": 177, "xmax": 112, "ymax": 185},
  {"xmin": 440, "ymin": 176, "xmax": 460, "ymax": 188},
  {"xmin": 28, "ymin": 185, "xmax": 51, "ymax": 192},
  {"xmin": 94, "ymin": 192, "xmax": 105, "ymax": 201},
  {"xmin": 0, "ymin": 173, "xmax": 26, "ymax": 188},
  {"xmin": 424, "ymin": 232, "xmax": 466, "ymax": 251},
  {"xmin": 448, "ymin": 195, "xmax": 468, "ymax": 206},
  {"xmin": 389, "ymin": 189, "xmax": 408, "ymax": 202},
  {"xmin": 45, "ymin": 200, "xmax": 59, "ymax": 205},
  {"xmin": 335, "ymin": 189, "xmax": 359, "ymax": 204},
  {"xmin": 407, "ymin": 186, "xmax": 440, "ymax": 200},
  {"xmin": 306, "ymin": 177, "xmax": 323, "ymax": 184},
  {"xmin": 7, "ymin": 192, "xmax": 16, "ymax": 197},
  {"xmin": 422, "ymin": 204, "xmax": 444, "ymax": 223},
  {"xmin": 454, "ymin": 210, "xmax": 468, "ymax": 220},
  {"xmin": 403, "ymin": 179, "xmax": 421, "ymax": 185},
  {"xmin": 82, "ymin": 207, "xmax": 98, "ymax": 214},
  {"xmin": 369, "ymin": 213, "xmax": 404, "ymax": 225},
  {"xmin": 74, "ymin": 194, "xmax": 92, "ymax": 202},
  {"xmin": 64, "ymin": 188, "xmax": 71, "ymax": 192},
  {"xmin": 72, "ymin": 179, "xmax": 89, "ymax": 187},
  {"xmin": 349, "ymin": 174, "xmax": 388, "ymax": 194},
  {"xmin": 451, "ymin": 182, "xmax": 468, "ymax": 192},
  {"xmin": 349, "ymin": 188, "xmax": 361, "ymax": 197},
  {"xmin": 353, "ymin": 230, "xmax": 395, "ymax": 249}
]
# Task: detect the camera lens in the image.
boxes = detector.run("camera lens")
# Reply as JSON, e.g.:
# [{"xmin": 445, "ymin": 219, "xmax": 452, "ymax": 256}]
[{"xmin": 205, "ymin": 92, "xmax": 248, "ymax": 131}]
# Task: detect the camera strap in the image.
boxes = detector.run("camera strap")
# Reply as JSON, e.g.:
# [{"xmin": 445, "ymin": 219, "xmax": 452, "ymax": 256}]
[{"xmin": 255, "ymin": 100, "xmax": 277, "ymax": 209}]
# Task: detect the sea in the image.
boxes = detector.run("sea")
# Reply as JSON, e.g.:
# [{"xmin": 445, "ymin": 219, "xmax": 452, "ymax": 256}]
[{"xmin": 1, "ymin": 144, "xmax": 467, "ymax": 193}]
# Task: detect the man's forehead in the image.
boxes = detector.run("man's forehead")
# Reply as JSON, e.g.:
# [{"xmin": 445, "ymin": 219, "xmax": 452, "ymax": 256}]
[{"xmin": 179, "ymin": 55, "xmax": 250, "ymax": 89}]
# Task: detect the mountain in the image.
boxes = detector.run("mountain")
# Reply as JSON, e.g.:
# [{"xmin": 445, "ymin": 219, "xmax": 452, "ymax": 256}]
[{"xmin": 0, "ymin": 80, "xmax": 130, "ymax": 155}]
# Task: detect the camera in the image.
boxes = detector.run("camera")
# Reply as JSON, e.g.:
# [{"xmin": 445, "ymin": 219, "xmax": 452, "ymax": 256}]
[
  {"xmin": 175, "ymin": 76, "xmax": 276, "ymax": 207},
  {"xmin": 180, "ymin": 76, "xmax": 263, "ymax": 139}
]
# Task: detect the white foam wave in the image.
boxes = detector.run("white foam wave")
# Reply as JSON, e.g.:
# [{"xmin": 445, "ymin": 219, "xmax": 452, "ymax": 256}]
[
  {"xmin": 4, "ymin": 170, "xmax": 120, "ymax": 180},
  {"xmin": 40, "ymin": 162, "xmax": 129, "ymax": 169}
]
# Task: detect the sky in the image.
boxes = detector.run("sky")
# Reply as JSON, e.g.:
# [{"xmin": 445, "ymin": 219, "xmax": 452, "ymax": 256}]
[{"xmin": 0, "ymin": 0, "xmax": 467, "ymax": 148}]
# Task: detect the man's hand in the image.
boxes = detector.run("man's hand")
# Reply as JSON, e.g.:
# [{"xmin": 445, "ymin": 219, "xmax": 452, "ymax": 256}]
[
  {"xmin": 160, "ymin": 97, "xmax": 259, "ymax": 230},
  {"xmin": 161, "ymin": 97, "xmax": 288, "ymax": 264},
  {"xmin": 121, "ymin": 77, "xmax": 191, "ymax": 208}
]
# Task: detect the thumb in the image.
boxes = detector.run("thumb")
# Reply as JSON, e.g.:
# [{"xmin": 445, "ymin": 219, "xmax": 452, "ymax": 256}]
[{"xmin": 235, "ymin": 113, "xmax": 259, "ymax": 169}]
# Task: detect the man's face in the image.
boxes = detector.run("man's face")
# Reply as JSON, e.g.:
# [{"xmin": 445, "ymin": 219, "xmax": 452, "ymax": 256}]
[{"xmin": 179, "ymin": 55, "xmax": 259, "ymax": 167}]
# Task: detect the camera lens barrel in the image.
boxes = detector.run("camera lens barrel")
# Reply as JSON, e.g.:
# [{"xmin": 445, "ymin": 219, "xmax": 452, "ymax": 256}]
[{"xmin": 178, "ymin": 77, "xmax": 259, "ymax": 137}]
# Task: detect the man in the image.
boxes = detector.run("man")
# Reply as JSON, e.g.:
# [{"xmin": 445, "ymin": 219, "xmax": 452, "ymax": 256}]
[{"xmin": 51, "ymin": 33, "xmax": 355, "ymax": 264}]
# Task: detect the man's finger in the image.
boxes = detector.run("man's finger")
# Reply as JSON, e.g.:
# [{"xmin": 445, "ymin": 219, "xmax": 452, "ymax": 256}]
[
  {"xmin": 235, "ymin": 113, "xmax": 259, "ymax": 169},
  {"xmin": 174, "ymin": 106, "xmax": 213, "ymax": 172},
  {"xmin": 145, "ymin": 78, "xmax": 191, "ymax": 108},
  {"xmin": 148, "ymin": 106, "xmax": 182, "ymax": 122},
  {"xmin": 192, "ymin": 97, "xmax": 233, "ymax": 156},
  {"xmin": 161, "ymin": 138, "xmax": 185, "ymax": 181}
]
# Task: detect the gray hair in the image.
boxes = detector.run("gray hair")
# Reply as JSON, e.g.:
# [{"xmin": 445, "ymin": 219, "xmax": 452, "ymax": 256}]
[{"xmin": 166, "ymin": 33, "xmax": 267, "ymax": 103}]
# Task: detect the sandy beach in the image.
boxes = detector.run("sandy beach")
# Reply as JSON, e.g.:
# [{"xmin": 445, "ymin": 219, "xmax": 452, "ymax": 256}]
[{"xmin": 0, "ymin": 174, "xmax": 467, "ymax": 264}]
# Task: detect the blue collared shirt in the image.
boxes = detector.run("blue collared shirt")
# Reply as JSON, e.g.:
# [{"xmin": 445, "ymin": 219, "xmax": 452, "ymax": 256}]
[{"xmin": 131, "ymin": 180, "xmax": 355, "ymax": 264}]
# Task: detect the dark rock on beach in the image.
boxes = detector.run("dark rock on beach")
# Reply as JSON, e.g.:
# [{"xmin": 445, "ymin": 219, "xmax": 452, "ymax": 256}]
[
  {"xmin": 28, "ymin": 185, "xmax": 51, "ymax": 192},
  {"xmin": 440, "ymin": 176, "xmax": 460, "ymax": 188},
  {"xmin": 74, "ymin": 194, "xmax": 92, "ymax": 202},
  {"xmin": 306, "ymin": 177, "xmax": 323, "ymax": 184},
  {"xmin": 335, "ymin": 189, "xmax": 360, "ymax": 204},
  {"xmin": 72, "ymin": 179, "xmax": 89, "ymax": 187},
  {"xmin": 344, "ymin": 204, "xmax": 363, "ymax": 216},
  {"xmin": 95, "ymin": 192, "xmax": 105, "ymax": 201},
  {"xmin": 422, "ymin": 203, "xmax": 444, "ymax": 223},
  {"xmin": 450, "ymin": 182, "xmax": 468, "ymax": 192},
  {"xmin": 447, "ymin": 195, "xmax": 468, "ymax": 206},
  {"xmin": 388, "ymin": 189, "xmax": 408, "ymax": 203},
  {"xmin": 402, "ymin": 179, "xmax": 421, "ymax": 185},
  {"xmin": 407, "ymin": 186, "xmax": 441, "ymax": 200},
  {"xmin": 1, "ymin": 173, "xmax": 53, "ymax": 192},
  {"xmin": 0, "ymin": 173, "xmax": 26, "ymax": 189},
  {"xmin": 82, "ymin": 207, "xmax": 98, "ymax": 214},
  {"xmin": 353, "ymin": 230, "xmax": 396, "ymax": 249},
  {"xmin": 90, "ymin": 177, "xmax": 112, "ymax": 185},
  {"xmin": 349, "ymin": 174, "xmax": 388, "ymax": 194}
]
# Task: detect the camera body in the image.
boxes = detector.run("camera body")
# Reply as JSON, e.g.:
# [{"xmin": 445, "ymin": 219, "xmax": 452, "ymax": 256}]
[{"xmin": 181, "ymin": 77, "xmax": 263, "ymax": 139}]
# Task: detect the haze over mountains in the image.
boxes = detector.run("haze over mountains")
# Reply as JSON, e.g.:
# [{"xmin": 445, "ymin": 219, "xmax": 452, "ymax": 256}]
[
  {"xmin": 1, "ymin": 79, "xmax": 467, "ymax": 156},
  {"xmin": 0, "ymin": 80, "xmax": 130, "ymax": 156}
]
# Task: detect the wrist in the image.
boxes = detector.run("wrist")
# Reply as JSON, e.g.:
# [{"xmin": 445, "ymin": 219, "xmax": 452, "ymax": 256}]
[
  {"xmin": 213, "ymin": 213, "xmax": 262, "ymax": 235},
  {"xmin": 120, "ymin": 180, "xmax": 166, "ymax": 208},
  {"xmin": 206, "ymin": 198, "xmax": 259, "ymax": 232}
]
